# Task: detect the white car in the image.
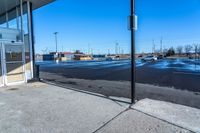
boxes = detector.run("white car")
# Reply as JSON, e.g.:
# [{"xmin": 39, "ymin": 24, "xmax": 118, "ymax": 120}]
[{"xmin": 142, "ymin": 55, "xmax": 157, "ymax": 62}]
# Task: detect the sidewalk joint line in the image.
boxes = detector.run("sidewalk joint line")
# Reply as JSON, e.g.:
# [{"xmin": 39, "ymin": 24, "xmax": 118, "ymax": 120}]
[
  {"xmin": 92, "ymin": 108, "xmax": 130, "ymax": 133},
  {"xmin": 131, "ymin": 108, "xmax": 196, "ymax": 133}
]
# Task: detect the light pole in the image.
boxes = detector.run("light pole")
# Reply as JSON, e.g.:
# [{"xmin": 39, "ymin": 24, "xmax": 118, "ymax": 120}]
[
  {"xmin": 131, "ymin": 0, "xmax": 135, "ymax": 104},
  {"xmin": 115, "ymin": 42, "xmax": 119, "ymax": 55},
  {"xmin": 54, "ymin": 32, "xmax": 58, "ymax": 53}
]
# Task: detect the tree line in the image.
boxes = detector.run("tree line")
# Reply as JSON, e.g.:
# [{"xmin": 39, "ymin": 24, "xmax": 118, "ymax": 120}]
[{"xmin": 163, "ymin": 44, "xmax": 200, "ymax": 57}]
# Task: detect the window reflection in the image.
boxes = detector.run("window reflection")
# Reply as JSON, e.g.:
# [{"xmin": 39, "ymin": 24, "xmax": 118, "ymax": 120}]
[{"xmin": 5, "ymin": 45, "xmax": 22, "ymax": 62}]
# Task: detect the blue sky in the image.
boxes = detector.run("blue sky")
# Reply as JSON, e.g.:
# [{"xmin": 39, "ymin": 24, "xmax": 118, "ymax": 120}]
[
  {"xmin": 33, "ymin": 0, "xmax": 130, "ymax": 54},
  {"xmin": 33, "ymin": 0, "xmax": 200, "ymax": 54},
  {"xmin": 136, "ymin": 0, "xmax": 200, "ymax": 53}
]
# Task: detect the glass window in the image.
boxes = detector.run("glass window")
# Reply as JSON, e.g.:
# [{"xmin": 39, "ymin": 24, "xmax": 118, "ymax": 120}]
[
  {"xmin": 23, "ymin": 2, "xmax": 29, "ymax": 34},
  {"xmin": 135, "ymin": 0, "xmax": 200, "ymax": 109},
  {"xmin": 7, "ymin": 72, "xmax": 24, "ymax": 83},
  {"xmin": 8, "ymin": 10, "xmax": 17, "ymax": 29},
  {"xmin": 0, "ymin": 14, "xmax": 7, "ymax": 28},
  {"xmin": 6, "ymin": 62, "xmax": 24, "ymax": 75},
  {"xmin": 34, "ymin": 0, "xmax": 131, "ymax": 102},
  {"xmin": 5, "ymin": 45, "xmax": 23, "ymax": 62}
]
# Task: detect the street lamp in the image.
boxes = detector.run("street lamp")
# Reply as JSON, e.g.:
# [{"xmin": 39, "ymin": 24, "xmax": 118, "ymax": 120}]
[{"xmin": 54, "ymin": 32, "xmax": 58, "ymax": 53}]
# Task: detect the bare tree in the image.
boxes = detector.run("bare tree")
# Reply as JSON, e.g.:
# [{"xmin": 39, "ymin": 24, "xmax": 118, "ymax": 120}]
[
  {"xmin": 163, "ymin": 48, "xmax": 168, "ymax": 55},
  {"xmin": 41, "ymin": 47, "xmax": 48, "ymax": 54},
  {"xmin": 166, "ymin": 47, "xmax": 175, "ymax": 57},
  {"xmin": 197, "ymin": 44, "xmax": 200, "ymax": 55},
  {"xmin": 176, "ymin": 46, "xmax": 183, "ymax": 55},
  {"xmin": 184, "ymin": 44, "xmax": 193, "ymax": 56},
  {"xmin": 193, "ymin": 44, "xmax": 198, "ymax": 59},
  {"xmin": 197, "ymin": 44, "xmax": 200, "ymax": 59},
  {"xmin": 193, "ymin": 44, "xmax": 198, "ymax": 53}
]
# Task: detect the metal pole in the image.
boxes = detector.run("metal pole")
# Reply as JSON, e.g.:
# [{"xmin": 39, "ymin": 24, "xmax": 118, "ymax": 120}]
[
  {"xmin": 131, "ymin": 0, "xmax": 136, "ymax": 104},
  {"xmin": 54, "ymin": 32, "xmax": 58, "ymax": 53},
  {"xmin": 20, "ymin": 0, "xmax": 24, "ymax": 42},
  {"xmin": 115, "ymin": 42, "xmax": 119, "ymax": 55},
  {"xmin": 160, "ymin": 36, "xmax": 163, "ymax": 54},
  {"xmin": 27, "ymin": 1, "xmax": 35, "ymax": 79},
  {"xmin": 16, "ymin": 7, "xmax": 19, "ymax": 30}
]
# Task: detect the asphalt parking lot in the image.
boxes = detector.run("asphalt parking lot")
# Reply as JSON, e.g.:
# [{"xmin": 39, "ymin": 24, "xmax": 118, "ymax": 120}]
[
  {"xmin": 37, "ymin": 59, "xmax": 200, "ymax": 108},
  {"xmin": 37, "ymin": 59, "xmax": 200, "ymax": 92}
]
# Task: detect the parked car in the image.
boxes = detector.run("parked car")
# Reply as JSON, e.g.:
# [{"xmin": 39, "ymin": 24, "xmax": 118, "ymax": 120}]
[
  {"xmin": 106, "ymin": 57, "xmax": 113, "ymax": 61},
  {"xmin": 138, "ymin": 55, "xmax": 143, "ymax": 58},
  {"xmin": 142, "ymin": 55, "xmax": 157, "ymax": 62},
  {"xmin": 157, "ymin": 54, "xmax": 164, "ymax": 59}
]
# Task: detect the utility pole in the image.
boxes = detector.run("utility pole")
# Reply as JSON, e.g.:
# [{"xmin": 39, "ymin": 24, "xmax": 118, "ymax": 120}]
[
  {"xmin": 91, "ymin": 48, "xmax": 93, "ymax": 55},
  {"xmin": 152, "ymin": 39, "xmax": 155, "ymax": 54},
  {"xmin": 88, "ymin": 44, "xmax": 90, "ymax": 55},
  {"xmin": 54, "ymin": 32, "xmax": 58, "ymax": 53},
  {"xmin": 108, "ymin": 49, "xmax": 110, "ymax": 55},
  {"xmin": 122, "ymin": 48, "xmax": 124, "ymax": 55},
  {"xmin": 160, "ymin": 37, "xmax": 163, "ymax": 54},
  {"xmin": 115, "ymin": 42, "xmax": 119, "ymax": 55}
]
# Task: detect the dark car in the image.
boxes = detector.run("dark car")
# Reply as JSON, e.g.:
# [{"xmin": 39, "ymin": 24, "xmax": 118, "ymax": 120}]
[{"xmin": 157, "ymin": 55, "xmax": 164, "ymax": 59}]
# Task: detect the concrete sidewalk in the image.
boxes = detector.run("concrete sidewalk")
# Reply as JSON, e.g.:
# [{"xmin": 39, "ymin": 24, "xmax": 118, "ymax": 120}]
[{"xmin": 0, "ymin": 82, "xmax": 199, "ymax": 133}]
